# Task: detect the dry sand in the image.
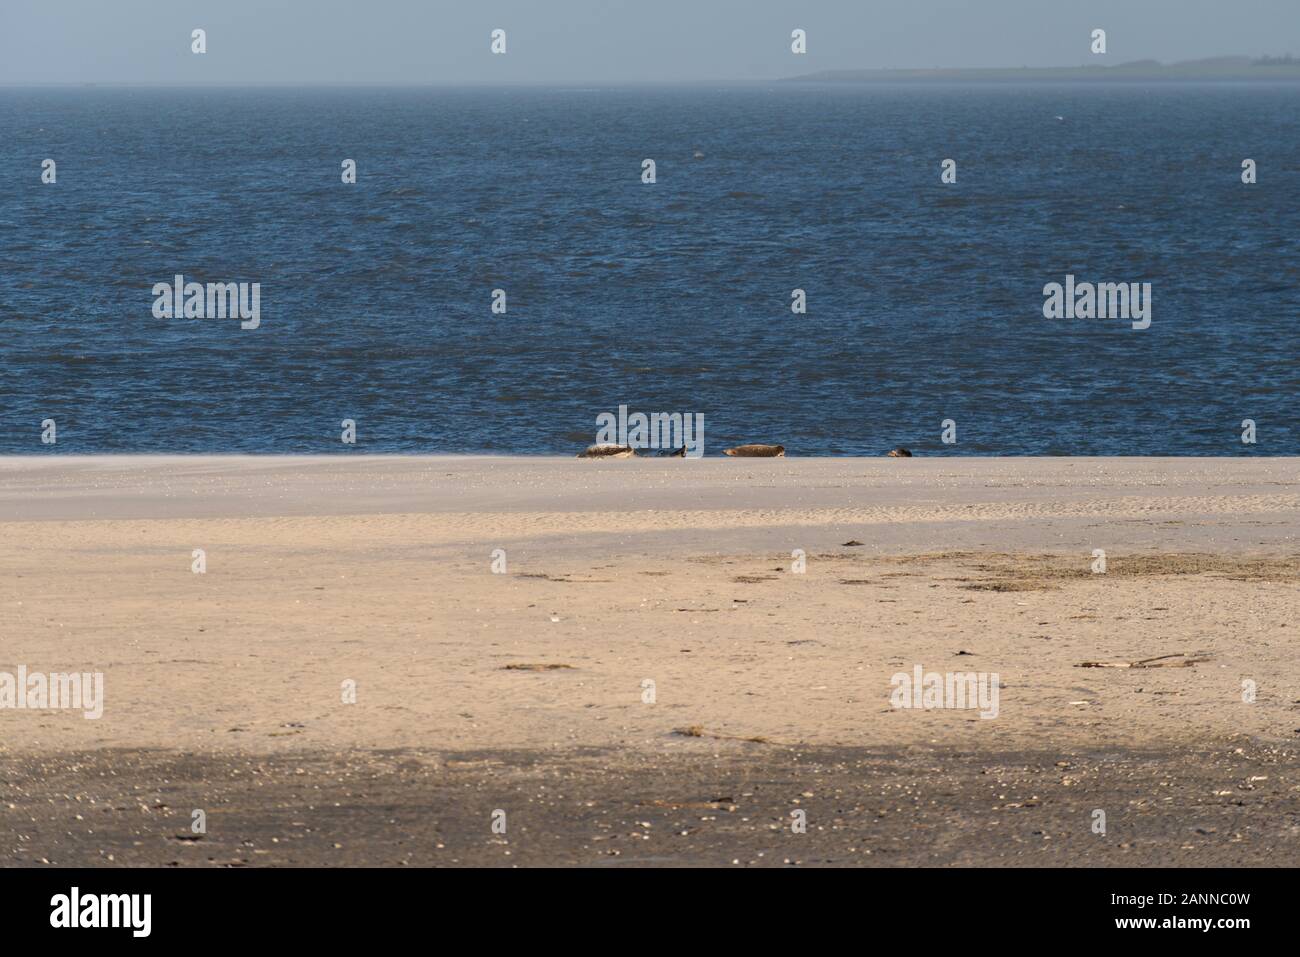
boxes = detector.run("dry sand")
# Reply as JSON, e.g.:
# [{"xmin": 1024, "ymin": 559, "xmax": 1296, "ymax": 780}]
[{"xmin": 1, "ymin": 455, "xmax": 1296, "ymax": 866}]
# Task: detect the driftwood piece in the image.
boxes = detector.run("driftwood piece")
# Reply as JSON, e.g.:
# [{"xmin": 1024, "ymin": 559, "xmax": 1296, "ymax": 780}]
[{"xmin": 1077, "ymin": 653, "xmax": 1212, "ymax": 669}]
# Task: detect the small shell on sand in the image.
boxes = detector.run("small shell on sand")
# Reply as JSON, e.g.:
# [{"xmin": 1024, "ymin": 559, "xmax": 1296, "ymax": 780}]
[
  {"xmin": 578, "ymin": 444, "xmax": 637, "ymax": 458},
  {"xmin": 723, "ymin": 444, "xmax": 786, "ymax": 457},
  {"xmin": 887, "ymin": 448, "xmax": 913, "ymax": 457}
]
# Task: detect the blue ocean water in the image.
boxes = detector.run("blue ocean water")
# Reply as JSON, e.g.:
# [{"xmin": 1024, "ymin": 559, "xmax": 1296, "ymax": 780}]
[{"xmin": 1, "ymin": 84, "xmax": 1296, "ymax": 454}]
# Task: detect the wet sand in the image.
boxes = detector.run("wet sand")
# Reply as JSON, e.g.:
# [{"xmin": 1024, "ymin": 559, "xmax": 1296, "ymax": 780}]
[
  {"xmin": 1, "ymin": 456, "xmax": 1296, "ymax": 866},
  {"xmin": 4, "ymin": 742, "xmax": 1296, "ymax": 867}
]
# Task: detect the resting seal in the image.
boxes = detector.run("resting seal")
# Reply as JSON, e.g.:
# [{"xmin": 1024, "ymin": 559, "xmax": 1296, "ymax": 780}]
[
  {"xmin": 887, "ymin": 447, "xmax": 913, "ymax": 457},
  {"xmin": 724, "ymin": 444, "xmax": 785, "ymax": 457},
  {"xmin": 578, "ymin": 444, "xmax": 637, "ymax": 458}
]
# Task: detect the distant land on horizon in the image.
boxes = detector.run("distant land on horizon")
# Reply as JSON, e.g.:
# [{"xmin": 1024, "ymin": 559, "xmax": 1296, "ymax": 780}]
[{"xmin": 784, "ymin": 55, "xmax": 1300, "ymax": 83}]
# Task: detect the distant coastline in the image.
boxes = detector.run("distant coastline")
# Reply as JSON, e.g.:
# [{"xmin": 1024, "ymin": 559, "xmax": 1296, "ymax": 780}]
[{"xmin": 784, "ymin": 55, "xmax": 1300, "ymax": 83}]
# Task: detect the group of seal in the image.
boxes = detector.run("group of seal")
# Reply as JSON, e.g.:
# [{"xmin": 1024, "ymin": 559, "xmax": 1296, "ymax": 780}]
[
  {"xmin": 580, "ymin": 443, "xmax": 914, "ymax": 458},
  {"xmin": 576, "ymin": 444, "xmax": 687, "ymax": 458},
  {"xmin": 578, "ymin": 443, "xmax": 786, "ymax": 458},
  {"xmin": 579, "ymin": 442, "xmax": 915, "ymax": 457}
]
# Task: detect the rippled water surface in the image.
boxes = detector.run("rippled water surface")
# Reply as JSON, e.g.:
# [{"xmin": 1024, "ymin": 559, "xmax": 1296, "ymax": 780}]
[{"xmin": 1, "ymin": 84, "xmax": 1296, "ymax": 453}]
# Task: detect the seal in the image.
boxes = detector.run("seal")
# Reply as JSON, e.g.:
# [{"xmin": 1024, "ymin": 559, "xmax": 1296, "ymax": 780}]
[
  {"xmin": 887, "ymin": 447, "xmax": 913, "ymax": 457},
  {"xmin": 578, "ymin": 444, "xmax": 637, "ymax": 458},
  {"xmin": 723, "ymin": 444, "xmax": 785, "ymax": 457}
]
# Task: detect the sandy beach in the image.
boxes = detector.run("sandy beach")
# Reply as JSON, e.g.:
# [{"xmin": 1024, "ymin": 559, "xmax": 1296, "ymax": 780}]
[{"xmin": 1, "ymin": 455, "xmax": 1297, "ymax": 866}]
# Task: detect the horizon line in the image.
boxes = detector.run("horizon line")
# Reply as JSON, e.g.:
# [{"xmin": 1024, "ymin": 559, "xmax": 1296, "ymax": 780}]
[{"xmin": 6, "ymin": 54, "xmax": 1299, "ymax": 89}]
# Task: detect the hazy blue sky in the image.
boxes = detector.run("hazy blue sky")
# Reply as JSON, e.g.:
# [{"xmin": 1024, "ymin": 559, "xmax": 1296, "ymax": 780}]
[{"xmin": 2, "ymin": 0, "xmax": 1297, "ymax": 84}]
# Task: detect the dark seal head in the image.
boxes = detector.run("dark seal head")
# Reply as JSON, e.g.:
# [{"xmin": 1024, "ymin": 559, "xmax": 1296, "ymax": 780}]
[
  {"xmin": 887, "ymin": 447, "xmax": 913, "ymax": 457},
  {"xmin": 724, "ymin": 444, "xmax": 786, "ymax": 457}
]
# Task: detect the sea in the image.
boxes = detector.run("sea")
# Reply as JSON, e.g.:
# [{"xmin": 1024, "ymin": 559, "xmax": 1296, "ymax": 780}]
[{"xmin": 1, "ymin": 83, "xmax": 1296, "ymax": 454}]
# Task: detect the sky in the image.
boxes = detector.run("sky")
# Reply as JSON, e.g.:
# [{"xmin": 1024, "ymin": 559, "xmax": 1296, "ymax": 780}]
[{"xmin": 1, "ymin": 0, "xmax": 1297, "ymax": 85}]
